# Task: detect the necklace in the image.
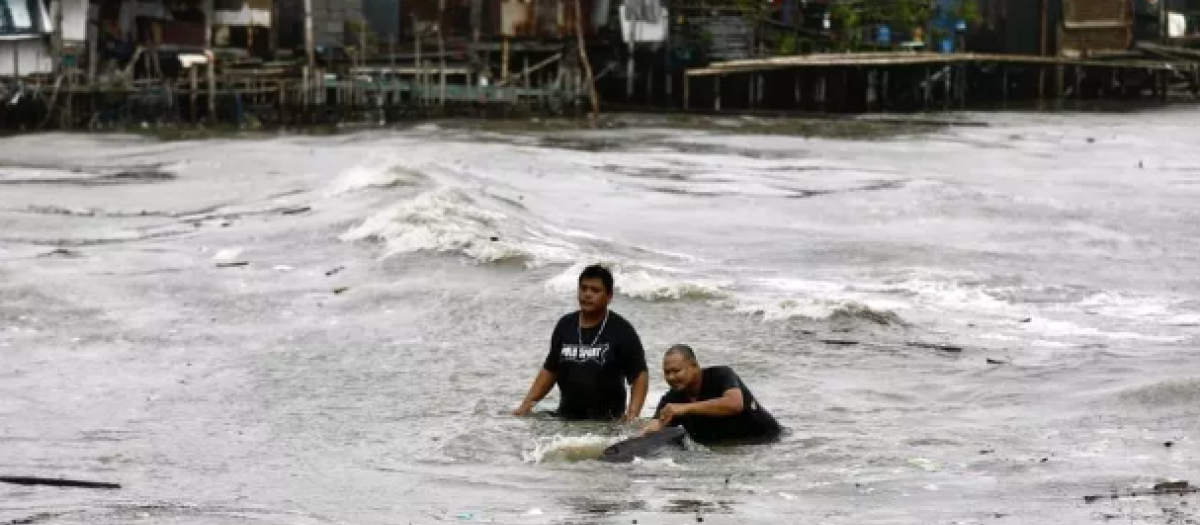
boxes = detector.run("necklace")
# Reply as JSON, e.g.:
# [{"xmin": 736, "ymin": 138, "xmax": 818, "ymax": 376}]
[{"xmin": 578, "ymin": 309, "xmax": 610, "ymax": 346}]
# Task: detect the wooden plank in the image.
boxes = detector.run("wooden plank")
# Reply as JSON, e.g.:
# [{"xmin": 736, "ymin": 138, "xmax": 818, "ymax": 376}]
[{"xmin": 685, "ymin": 52, "xmax": 1184, "ymax": 77}]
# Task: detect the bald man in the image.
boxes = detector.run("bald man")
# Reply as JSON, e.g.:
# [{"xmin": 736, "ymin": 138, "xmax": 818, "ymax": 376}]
[{"xmin": 641, "ymin": 344, "xmax": 783, "ymax": 445}]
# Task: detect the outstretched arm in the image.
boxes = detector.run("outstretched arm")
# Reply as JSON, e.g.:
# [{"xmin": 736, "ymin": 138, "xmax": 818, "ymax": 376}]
[
  {"xmin": 658, "ymin": 387, "xmax": 743, "ymax": 424},
  {"xmin": 622, "ymin": 370, "xmax": 649, "ymax": 422},
  {"xmin": 518, "ymin": 324, "xmax": 563, "ymax": 416},
  {"xmin": 513, "ymin": 369, "xmax": 556, "ymax": 416}
]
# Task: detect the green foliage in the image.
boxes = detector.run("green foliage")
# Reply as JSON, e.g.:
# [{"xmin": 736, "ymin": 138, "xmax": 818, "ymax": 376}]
[
  {"xmin": 951, "ymin": 0, "xmax": 983, "ymax": 26},
  {"xmin": 777, "ymin": 33, "xmax": 797, "ymax": 55}
]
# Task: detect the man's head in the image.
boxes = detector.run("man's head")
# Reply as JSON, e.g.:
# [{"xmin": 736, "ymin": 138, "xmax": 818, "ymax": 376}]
[
  {"xmin": 662, "ymin": 344, "xmax": 701, "ymax": 393},
  {"xmin": 577, "ymin": 264, "xmax": 614, "ymax": 316}
]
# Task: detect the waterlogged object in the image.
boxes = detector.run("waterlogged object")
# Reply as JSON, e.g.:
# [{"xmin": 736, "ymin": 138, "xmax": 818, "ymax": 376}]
[
  {"xmin": 0, "ymin": 476, "xmax": 121, "ymax": 490},
  {"xmin": 599, "ymin": 426, "xmax": 687, "ymax": 463}
]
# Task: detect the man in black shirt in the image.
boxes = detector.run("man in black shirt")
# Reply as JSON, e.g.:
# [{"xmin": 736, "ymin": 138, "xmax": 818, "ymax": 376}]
[
  {"xmin": 641, "ymin": 344, "xmax": 782, "ymax": 445},
  {"xmin": 513, "ymin": 264, "xmax": 649, "ymax": 421}
]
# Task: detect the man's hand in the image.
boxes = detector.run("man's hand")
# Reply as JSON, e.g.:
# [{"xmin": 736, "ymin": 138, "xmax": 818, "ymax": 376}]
[
  {"xmin": 638, "ymin": 418, "xmax": 665, "ymax": 437},
  {"xmin": 656, "ymin": 403, "xmax": 691, "ymax": 425},
  {"xmin": 512, "ymin": 403, "xmax": 533, "ymax": 417}
]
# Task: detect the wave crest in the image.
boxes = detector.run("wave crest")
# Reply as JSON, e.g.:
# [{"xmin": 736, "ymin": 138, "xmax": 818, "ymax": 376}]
[
  {"xmin": 731, "ymin": 296, "xmax": 906, "ymax": 325},
  {"xmin": 341, "ymin": 187, "xmax": 552, "ymax": 263},
  {"xmin": 545, "ymin": 263, "xmax": 730, "ymax": 302}
]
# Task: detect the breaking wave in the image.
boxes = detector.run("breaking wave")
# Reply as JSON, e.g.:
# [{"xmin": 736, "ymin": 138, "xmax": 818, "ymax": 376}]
[
  {"xmin": 729, "ymin": 296, "xmax": 907, "ymax": 325},
  {"xmin": 340, "ymin": 187, "xmax": 578, "ymax": 265},
  {"xmin": 325, "ymin": 156, "xmax": 427, "ymax": 196},
  {"xmin": 544, "ymin": 262, "xmax": 730, "ymax": 302}
]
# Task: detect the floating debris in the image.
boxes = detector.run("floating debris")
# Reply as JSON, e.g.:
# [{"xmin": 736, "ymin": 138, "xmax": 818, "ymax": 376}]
[
  {"xmin": 0, "ymin": 476, "xmax": 120, "ymax": 490},
  {"xmin": 906, "ymin": 342, "xmax": 963, "ymax": 353}
]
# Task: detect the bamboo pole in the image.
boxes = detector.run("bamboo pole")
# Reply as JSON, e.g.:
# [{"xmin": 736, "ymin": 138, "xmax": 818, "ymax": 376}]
[{"xmin": 413, "ymin": 15, "xmax": 422, "ymax": 105}]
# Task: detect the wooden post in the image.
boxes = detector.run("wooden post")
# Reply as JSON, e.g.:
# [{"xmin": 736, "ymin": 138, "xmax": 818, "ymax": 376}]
[
  {"xmin": 1056, "ymin": 65, "xmax": 1065, "ymax": 107},
  {"xmin": 793, "ymin": 69, "xmax": 800, "ymax": 105},
  {"xmin": 203, "ymin": 0, "xmax": 217, "ymax": 122},
  {"xmin": 304, "ymin": 0, "xmax": 315, "ymax": 71},
  {"xmin": 747, "ymin": 73, "xmax": 753, "ymax": 108},
  {"xmin": 943, "ymin": 66, "xmax": 951, "ymax": 111},
  {"xmin": 502, "ymin": 38, "xmax": 510, "ymax": 82},
  {"xmin": 190, "ymin": 66, "xmax": 199, "ymax": 121},
  {"xmin": 207, "ymin": 57, "xmax": 217, "ymax": 123},
  {"xmin": 626, "ymin": 53, "xmax": 634, "ymax": 100},
  {"xmin": 87, "ymin": 19, "xmax": 98, "ymax": 84},
  {"xmin": 51, "ymin": 0, "xmax": 63, "ymax": 75},
  {"xmin": 1080, "ymin": 65, "xmax": 1089, "ymax": 99},
  {"xmin": 924, "ymin": 65, "xmax": 931, "ymax": 109},
  {"xmin": 413, "ymin": 15, "xmax": 422, "ymax": 105},
  {"xmin": 1038, "ymin": 0, "xmax": 1048, "ymax": 102},
  {"xmin": 714, "ymin": 75, "xmax": 721, "ymax": 111},
  {"xmin": 960, "ymin": 64, "xmax": 967, "ymax": 109},
  {"xmin": 438, "ymin": 0, "xmax": 446, "ymax": 107},
  {"xmin": 683, "ymin": 73, "xmax": 690, "ymax": 110},
  {"xmin": 574, "ymin": 0, "xmax": 600, "ymax": 125},
  {"xmin": 1002, "ymin": 64, "xmax": 1008, "ymax": 107}
]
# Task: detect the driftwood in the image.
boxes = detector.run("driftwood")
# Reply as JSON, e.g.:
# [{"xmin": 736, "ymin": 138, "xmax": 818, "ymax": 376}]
[{"xmin": 0, "ymin": 476, "xmax": 120, "ymax": 490}]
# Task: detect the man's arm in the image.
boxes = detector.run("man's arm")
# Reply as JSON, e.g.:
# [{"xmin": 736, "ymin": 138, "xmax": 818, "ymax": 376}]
[
  {"xmin": 513, "ymin": 368, "xmax": 556, "ymax": 416},
  {"xmin": 622, "ymin": 370, "xmax": 649, "ymax": 422},
  {"xmin": 658, "ymin": 387, "xmax": 743, "ymax": 424},
  {"xmin": 638, "ymin": 417, "xmax": 665, "ymax": 437},
  {"xmin": 515, "ymin": 322, "xmax": 563, "ymax": 416},
  {"xmin": 638, "ymin": 393, "xmax": 673, "ymax": 435},
  {"xmin": 620, "ymin": 321, "xmax": 650, "ymax": 422}
]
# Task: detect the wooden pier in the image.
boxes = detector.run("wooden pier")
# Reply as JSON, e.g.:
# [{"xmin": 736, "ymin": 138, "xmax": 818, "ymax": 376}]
[{"xmin": 681, "ymin": 50, "xmax": 1200, "ymax": 114}]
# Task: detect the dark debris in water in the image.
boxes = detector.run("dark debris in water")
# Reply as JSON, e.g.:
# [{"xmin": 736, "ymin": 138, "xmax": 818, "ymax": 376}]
[
  {"xmin": 906, "ymin": 342, "xmax": 964, "ymax": 353},
  {"xmin": 36, "ymin": 248, "xmax": 83, "ymax": 259},
  {"xmin": 0, "ymin": 168, "xmax": 175, "ymax": 186},
  {"xmin": 0, "ymin": 476, "xmax": 120, "ymax": 490},
  {"xmin": 820, "ymin": 339, "xmax": 860, "ymax": 346},
  {"xmin": 1084, "ymin": 480, "xmax": 1197, "ymax": 503}
]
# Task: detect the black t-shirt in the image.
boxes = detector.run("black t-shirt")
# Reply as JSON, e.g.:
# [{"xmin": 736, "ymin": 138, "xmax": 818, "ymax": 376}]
[
  {"xmin": 542, "ymin": 310, "xmax": 647, "ymax": 420},
  {"xmin": 654, "ymin": 366, "xmax": 782, "ymax": 445}
]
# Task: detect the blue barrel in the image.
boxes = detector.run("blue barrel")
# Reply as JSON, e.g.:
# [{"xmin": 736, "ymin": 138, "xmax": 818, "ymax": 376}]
[{"xmin": 877, "ymin": 25, "xmax": 891, "ymax": 46}]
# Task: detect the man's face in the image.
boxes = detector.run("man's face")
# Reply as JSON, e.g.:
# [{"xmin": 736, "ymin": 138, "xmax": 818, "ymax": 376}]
[
  {"xmin": 662, "ymin": 352, "xmax": 699, "ymax": 393},
  {"xmin": 577, "ymin": 277, "xmax": 611, "ymax": 315}
]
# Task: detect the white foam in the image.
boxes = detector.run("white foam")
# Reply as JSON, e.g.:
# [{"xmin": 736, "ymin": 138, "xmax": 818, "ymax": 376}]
[
  {"xmin": 341, "ymin": 187, "xmax": 577, "ymax": 264},
  {"xmin": 521, "ymin": 433, "xmax": 613, "ymax": 464},
  {"xmin": 1021, "ymin": 317, "xmax": 1187, "ymax": 343},
  {"xmin": 325, "ymin": 154, "xmax": 423, "ymax": 196},
  {"xmin": 544, "ymin": 262, "xmax": 730, "ymax": 301},
  {"xmin": 729, "ymin": 295, "xmax": 905, "ymax": 324}
]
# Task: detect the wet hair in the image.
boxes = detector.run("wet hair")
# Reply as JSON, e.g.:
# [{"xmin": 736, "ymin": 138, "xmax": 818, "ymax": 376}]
[
  {"xmin": 578, "ymin": 264, "xmax": 614, "ymax": 294},
  {"xmin": 665, "ymin": 344, "xmax": 698, "ymax": 365}
]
